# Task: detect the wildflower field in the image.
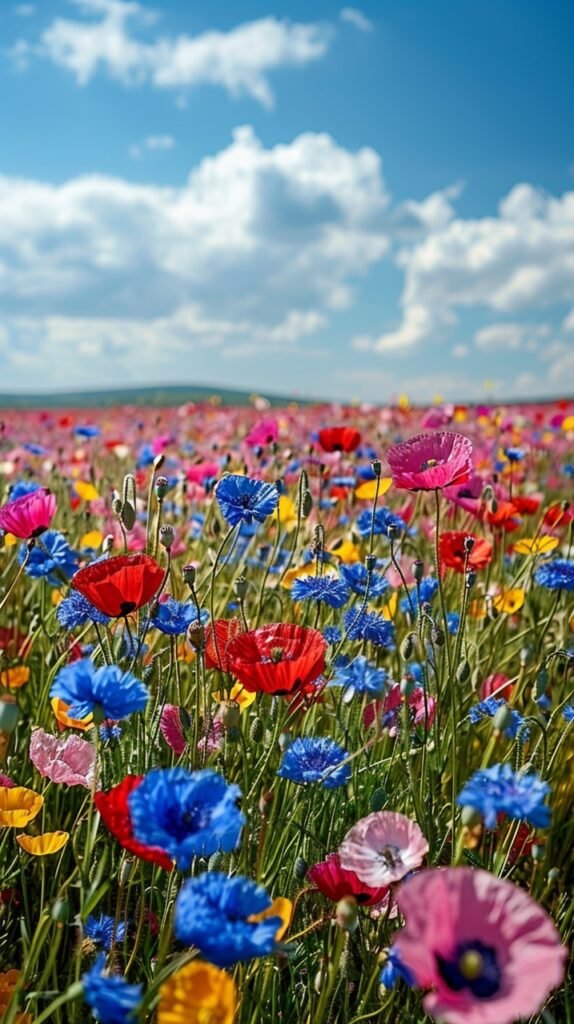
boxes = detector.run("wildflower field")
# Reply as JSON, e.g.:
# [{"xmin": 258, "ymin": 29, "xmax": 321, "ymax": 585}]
[{"xmin": 0, "ymin": 397, "xmax": 572, "ymax": 1024}]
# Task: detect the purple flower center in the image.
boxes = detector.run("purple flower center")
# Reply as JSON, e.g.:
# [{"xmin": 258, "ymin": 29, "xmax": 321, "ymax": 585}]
[{"xmin": 437, "ymin": 940, "xmax": 500, "ymax": 999}]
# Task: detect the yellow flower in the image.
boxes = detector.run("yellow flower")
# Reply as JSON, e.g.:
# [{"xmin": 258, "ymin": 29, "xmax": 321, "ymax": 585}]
[
  {"xmin": 158, "ymin": 961, "xmax": 236, "ymax": 1024},
  {"xmin": 80, "ymin": 529, "xmax": 104, "ymax": 549},
  {"xmin": 212, "ymin": 682, "xmax": 256, "ymax": 712},
  {"xmin": 493, "ymin": 589, "xmax": 525, "ymax": 615},
  {"xmin": 0, "ymin": 971, "xmax": 33, "ymax": 1020},
  {"xmin": 398, "ymin": 393, "xmax": 409, "ymax": 409},
  {"xmin": 281, "ymin": 565, "xmax": 338, "ymax": 590},
  {"xmin": 381, "ymin": 592, "xmax": 398, "ymax": 621},
  {"xmin": 327, "ymin": 540, "xmax": 361, "ymax": 564},
  {"xmin": 250, "ymin": 897, "xmax": 293, "ymax": 941},
  {"xmin": 562, "ymin": 415, "xmax": 574, "ymax": 431},
  {"xmin": 278, "ymin": 495, "xmax": 298, "ymax": 532},
  {"xmin": 469, "ymin": 598, "xmax": 487, "ymax": 620},
  {"xmin": 514, "ymin": 536, "xmax": 559, "ymax": 556},
  {"xmin": 0, "ymin": 787, "xmax": 44, "ymax": 828},
  {"xmin": 354, "ymin": 478, "xmax": 392, "ymax": 501},
  {"xmin": 0, "ymin": 666, "xmax": 30, "ymax": 690},
  {"xmin": 74, "ymin": 481, "xmax": 100, "ymax": 502},
  {"xmin": 2, "ymin": 533, "xmax": 18, "ymax": 548},
  {"xmin": 16, "ymin": 831, "xmax": 69, "ymax": 856},
  {"xmin": 51, "ymin": 697, "xmax": 93, "ymax": 732}
]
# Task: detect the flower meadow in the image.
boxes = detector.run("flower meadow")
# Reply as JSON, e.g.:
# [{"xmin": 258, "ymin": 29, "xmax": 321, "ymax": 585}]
[{"xmin": 0, "ymin": 398, "xmax": 572, "ymax": 1024}]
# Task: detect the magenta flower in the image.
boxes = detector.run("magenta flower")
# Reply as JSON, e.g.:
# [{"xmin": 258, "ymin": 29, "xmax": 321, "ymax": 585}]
[
  {"xmin": 245, "ymin": 418, "xmax": 279, "ymax": 447},
  {"xmin": 0, "ymin": 774, "xmax": 14, "ymax": 788},
  {"xmin": 159, "ymin": 705, "xmax": 187, "ymax": 756},
  {"xmin": 387, "ymin": 432, "xmax": 473, "ymax": 492},
  {"xmin": 29, "ymin": 728, "xmax": 95, "ymax": 789},
  {"xmin": 0, "ymin": 488, "xmax": 56, "ymax": 539},
  {"xmin": 339, "ymin": 811, "xmax": 429, "ymax": 887},
  {"xmin": 394, "ymin": 867, "xmax": 566, "ymax": 1024}
]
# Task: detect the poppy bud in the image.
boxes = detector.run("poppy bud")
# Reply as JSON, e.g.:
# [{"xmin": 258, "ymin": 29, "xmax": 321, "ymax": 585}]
[
  {"xmin": 155, "ymin": 476, "xmax": 169, "ymax": 500},
  {"xmin": 463, "ymin": 535, "xmax": 475, "ymax": 553},
  {"xmin": 219, "ymin": 700, "xmax": 240, "ymax": 732},
  {"xmin": 259, "ymin": 790, "xmax": 274, "ymax": 817},
  {"xmin": 182, "ymin": 563, "xmax": 196, "ymax": 586},
  {"xmin": 187, "ymin": 621, "xmax": 205, "ymax": 651},
  {"xmin": 250, "ymin": 717, "xmax": 264, "ymax": 743},
  {"xmin": 490, "ymin": 498, "xmax": 499, "ymax": 514},
  {"xmin": 547, "ymin": 867, "xmax": 560, "ymax": 882},
  {"xmin": 293, "ymin": 856, "xmax": 308, "ymax": 880},
  {"xmin": 365, "ymin": 554, "xmax": 377, "ymax": 573},
  {"xmin": 371, "ymin": 458, "xmax": 382, "ymax": 477},
  {"xmin": 234, "ymin": 576, "xmax": 248, "ymax": 599},
  {"xmin": 370, "ymin": 786, "xmax": 387, "ymax": 812},
  {"xmin": 492, "ymin": 703, "xmax": 512, "ymax": 735},
  {"xmin": 456, "ymin": 660, "xmax": 470, "ymax": 683},
  {"xmin": 412, "ymin": 559, "xmax": 424, "ymax": 583},
  {"xmin": 432, "ymin": 624, "xmax": 445, "ymax": 647},
  {"xmin": 336, "ymin": 896, "xmax": 358, "ymax": 932},
  {"xmin": 401, "ymin": 633, "xmax": 416, "ymax": 660},
  {"xmin": 400, "ymin": 675, "xmax": 415, "ymax": 697},
  {"xmin": 531, "ymin": 843, "xmax": 545, "ymax": 861},
  {"xmin": 103, "ymin": 534, "xmax": 114, "ymax": 553},
  {"xmin": 51, "ymin": 898, "xmax": 70, "ymax": 923},
  {"xmin": 387, "ymin": 523, "xmax": 400, "ymax": 540},
  {"xmin": 534, "ymin": 667, "xmax": 549, "ymax": 697},
  {"xmin": 301, "ymin": 490, "xmax": 313, "ymax": 519},
  {"xmin": 112, "ymin": 497, "xmax": 123, "ymax": 518},
  {"xmin": 159, "ymin": 524, "xmax": 174, "ymax": 550}
]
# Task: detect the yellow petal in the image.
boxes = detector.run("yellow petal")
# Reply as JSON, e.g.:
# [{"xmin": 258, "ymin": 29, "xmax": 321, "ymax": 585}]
[
  {"xmin": 16, "ymin": 831, "xmax": 69, "ymax": 856},
  {"xmin": 278, "ymin": 495, "xmax": 298, "ymax": 531},
  {"xmin": 381, "ymin": 592, "xmax": 398, "ymax": 620},
  {"xmin": 328, "ymin": 540, "xmax": 362, "ymax": 564},
  {"xmin": 51, "ymin": 698, "xmax": 93, "ymax": 732},
  {"xmin": 562, "ymin": 415, "xmax": 574, "ymax": 431},
  {"xmin": 212, "ymin": 682, "xmax": 256, "ymax": 712},
  {"xmin": 354, "ymin": 478, "xmax": 392, "ymax": 500},
  {"xmin": 249, "ymin": 896, "xmax": 293, "ymax": 941},
  {"xmin": 3, "ymin": 533, "xmax": 18, "ymax": 548},
  {"xmin": 514, "ymin": 536, "xmax": 559, "ymax": 556},
  {"xmin": 493, "ymin": 589, "xmax": 525, "ymax": 615},
  {"xmin": 80, "ymin": 530, "xmax": 104, "ymax": 549},
  {"xmin": 0, "ymin": 666, "xmax": 30, "ymax": 690},
  {"xmin": 74, "ymin": 481, "xmax": 100, "ymax": 502},
  {"xmin": 0, "ymin": 787, "xmax": 44, "ymax": 828},
  {"xmin": 158, "ymin": 961, "xmax": 236, "ymax": 1024}
]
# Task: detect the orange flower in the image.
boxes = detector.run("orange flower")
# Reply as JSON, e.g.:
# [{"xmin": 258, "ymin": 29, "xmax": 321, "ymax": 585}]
[
  {"xmin": 51, "ymin": 697, "xmax": 93, "ymax": 731},
  {"xmin": 0, "ymin": 787, "xmax": 44, "ymax": 827},
  {"xmin": 250, "ymin": 896, "xmax": 293, "ymax": 941},
  {"xmin": 16, "ymin": 831, "xmax": 69, "ymax": 856},
  {"xmin": 158, "ymin": 961, "xmax": 236, "ymax": 1024},
  {"xmin": 0, "ymin": 666, "xmax": 30, "ymax": 690}
]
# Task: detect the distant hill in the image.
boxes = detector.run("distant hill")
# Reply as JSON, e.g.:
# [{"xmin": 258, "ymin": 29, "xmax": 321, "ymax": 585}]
[{"xmin": 0, "ymin": 384, "xmax": 317, "ymax": 410}]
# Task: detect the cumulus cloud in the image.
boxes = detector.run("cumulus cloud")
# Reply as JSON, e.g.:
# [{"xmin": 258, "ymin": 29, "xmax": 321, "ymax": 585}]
[
  {"xmin": 474, "ymin": 322, "xmax": 550, "ymax": 350},
  {"xmin": 362, "ymin": 183, "xmax": 574, "ymax": 355},
  {"xmin": 340, "ymin": 8, "xmax": 374, "ymax": 33},
  {"xmin": 11, "ymin": 0, "xmax": 332, "ymax": 108}
]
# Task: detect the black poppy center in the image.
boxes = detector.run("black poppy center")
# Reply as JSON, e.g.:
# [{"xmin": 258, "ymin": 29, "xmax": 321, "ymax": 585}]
[{"xmin": 436, "ymin": 941, "xmax": 500, "ymax": 999}]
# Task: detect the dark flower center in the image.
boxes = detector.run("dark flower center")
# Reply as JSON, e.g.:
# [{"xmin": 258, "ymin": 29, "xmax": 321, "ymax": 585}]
[
  {"xmin": 437, "ymin": 941, "xmax": 500, "ymax": 999},
  {"xmin": 377, "ymin": 844, "xmax": 402, "ymax": 868},
  {"xmin": 119, "ymin": 601, "xmax": 136, "ymax": 616},
  {"xmin": 420, "ymin": 458, "xmax": 441, "ymax": 470},
  {"xmin": 165, "ymin": 802, "xmax": 211, "ymax": 839},
  {"xmin": 270, "ymin": 646, "xmax": 285, "ymax": 663}
]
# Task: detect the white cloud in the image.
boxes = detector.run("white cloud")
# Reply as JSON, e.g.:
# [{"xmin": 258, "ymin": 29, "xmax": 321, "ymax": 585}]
[
  {"xmin": 13, "ymin": 0, "xmax": 332, "ymax": 108},
  {"xmin": 452, "ymin": 344, "xmax": 468, "ymax": 358},
  {"xmin": 129, "ymin": 134, "xmax": 175, "ymax": 159},
  {"xmin": 474, "ymin": 322, "xmax": 550, "ymax": 350},
  {"xmin": 340, "ymin": 7, "xmax": 374, "ymax": 33},
  {"xmin": 365, "ymin": 183, "xmax": 574, "ymax": 355},
  {"xmin": 13, "ymin": 4, "xmax": 36, "ymax": 16},
  {"xmin": 562, "ymin": 308, "xmax": 574, "ymax": 332}
]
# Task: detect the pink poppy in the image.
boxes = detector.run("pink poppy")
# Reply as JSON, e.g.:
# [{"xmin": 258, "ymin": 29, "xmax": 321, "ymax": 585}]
[
  {"xmin": 394, "ymin": 867, "xmax": 566, "ymax": 1024},
  {"xmin": 245, "ymin": 418, "xmax": 279, "ymax": 447},
  {"xmin": 421, "ymin": 405, "xmax": 454, "ymax": 429},
  {"xmin": 307, "ymin": 853, "xmax": 389, "ymax": 907},
  {"xmin": 29, "ymin": 728, "xmax": 95, "ymax": 789},
  {"xmin": 339, "ymin": 811, "xmax": 429, "ymax": 887},
  {"xmin": 186, "ymin": 462, "xmax": 220, "ymax": 485},
  {"xmin": 0, "ymin": 774, "xmax": 15, "ymax": 788},
  {"xmin": 159, "ymin": 705, "xmax": 187, "ymax": 756},
  {"xmin": 387, "ymin": 432, "xmax": 473, "ymax": 492},
  {"xmin": 364, "ymin": 684, "xmax": 436, "ymax": 737},
  {"xmin": 0, "ymin": 488, "xmax": 56, "ymax": 539}
]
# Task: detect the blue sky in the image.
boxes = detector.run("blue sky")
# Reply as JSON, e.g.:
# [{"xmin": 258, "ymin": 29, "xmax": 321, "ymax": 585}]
[{"xmin": 1, "ymin": 0, "xmax": 573, "ymax": 401}]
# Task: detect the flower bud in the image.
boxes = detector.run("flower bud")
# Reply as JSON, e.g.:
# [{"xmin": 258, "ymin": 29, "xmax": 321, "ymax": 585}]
[
  {"xmin": 456, "ymin": 660, "xmax": 471, "ymax": 683},
  {"xmin": 365, "ymin": 554, "xmax": 377, "ymax": 574},
  {"xmin": 159, "ymin": 524, "xmax": 175, "ymax": 550},
  {"xmin": 187, "ymin": 621, "xmax": 205, "ymax": 651},
  {"xmin": 208, "ymin": 850, "xmax": 225, "ymax": 871},
  {"xmin": 250, "ymin": 717, "xmax": 264, "ymax": 743},
  {"xmin": 401, "ymin": 633, "xmax": 416, "ymax": 660},
  {"xmin": 387, "ymin": 522, "xmax": 400, "ymax": 540},
  {"xmin": 336, "ymin": 896, "xmax": 358, "ymax": 932},
  {"xmin": 400, "ymin": 675, "xmax": 415, "ymax": 697},
  {"xmin": 293, "ymin": 856, "xmax": 308, "ymax": 880},
  {"xmin": 492, "ymin": 703, "xmax": 512, "ymax": 735},
  {"xmin": 182, "ymin": 563, "xmax": 196, "ymax": 586},
  {"xmin": 218, "ymin": 700, "xmax": 240, "ymax": 732},
  {"xmin": 119, "ymin": 858, "xmax": 135, "ymax": 886},
  {"xmin": 51, "ymin": 897, "xmax": 69, "ymax": 924},
  {"xmin": 370, "ymin": 786, "xmax": 387, "ymax": 812},
  {"xmin": 412, "ymin": 559, "xmax": 424, "ymax": 583},
  {"xmin": 465, "ymin": 569, "xmax": 477, "ymax": 589},
  {"xmin": 301, "ymin": 489, "xmax": 313, "ymax": 519},
  {"xmin": 112, "ymin": 497, "xmax": 123, "ymax": 518},
  {"xmin": 155, "ymin": 476, "xmax": 169, "ymax": 500},
  {"xmin": 531, "ymin": 843, "xmax": 545, "ymax": 861},
  {"xmin": 233, "ymin": 576, "xmax": 248, "ymax": 600},
  {"xmin": 371, "ymin": 458, "xmax": 382, "ymax": 477},
  {"xmin": 547, "ymin": 867, "xmax": 560, "ymax": 883},
  {"xmin": 463, "ymin": 535, "xmax": 475, "ymax": 553},
  {"xmin": 432, "ymin": 624, "xmax": 445, "ymax": 647}
]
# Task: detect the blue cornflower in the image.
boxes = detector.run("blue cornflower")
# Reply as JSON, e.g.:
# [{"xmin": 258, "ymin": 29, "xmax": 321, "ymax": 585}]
[
  {"xmin": 19, "ymin": 530, "xmax": 78, "ymax": 585},
  {"xmin": 331, "ymin": 655, "xmax": 388, "ymax": 699},
  {"xmin": 344, "ymin": 608, "xmax": 395, "ymax": 648},
  {"xmin": 23, "ymin": 443, "xmax": 46, "ymax": 455},
  {"xmin": 57, "ymin": 590, "xmax": 110, "ymax": 629},
  {"xmin": 467, "ymin": 698, "xmax": 529, "ymax": 739},
  {"xmin": 215, "ymin": 474, "xmax": 278, "ymax": 527},
  {"xmin": 277, "ymin": 736, "xmax": 351, "ymax": 789},
  {"xmin": 174, "ymin": 872, "xmax": 280, "ymax": 967},
  {"xmin": 457, "ymin": 763, "xmax": 551, "ymax": 829},
  {"xmin": 75, "ymin": 425, "xmax": 101, "ymax": 439},
  {"xmin": 562, "ymin": 464, "xmax": 574, "ymax": 478},
  {"xmin": 128, "ymin": 768, "xmax": 244, "ymax": 870},
  {"xmin": 534, "ymin": 559, "xmax": 574, "ymax": 591},
  {"xmin": 323, "ymin": 625, "xmax": 342, "ymax": 646},
  {"xmin": 356, "ymin": 507, "xmax": 406, "ymax": 539},
  {"xmin": 10, "ymin": 480, "xmax": 40, "ymax": 500},
  {"xmin": 379, "ymin": 945, "xmax": 415, "ymax": 989},
  {"xmin": 149, "ymin": 596, "xmax": 208, "ymax": 636},
  {"xmin": 82, "ymin": 954, "xmax": 142, "ymax": 1024},
  {"xmin": 340, "ymin": 563, "xmax": 389, "ymax": 598},
  {"xmin": 446, "ymin": 611, "xmax": 460, "ymax": 635},
  {"xmin": 99, "ymin": 720, "xmax": 122, "ymax": 742},
  {"xmin": 85, "ymin": 914, "xmax": 126, "ymax": 951},
  {"xmin": 504, "ymin": 447, "xmax": 525, "ymax": 462},
  {"xmin": 50, "ymin": 660, "xmax": 149, "ymax": 722},
  {"xmin": 563, "ymin": 705, "xmax": 574, "ymax": 722},
  {"xmin": 291, "ymin": 574, "xmax": 350, "ymax": 608}
]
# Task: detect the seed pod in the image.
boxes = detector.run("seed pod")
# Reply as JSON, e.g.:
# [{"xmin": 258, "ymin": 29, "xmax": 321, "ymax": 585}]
[
  {"xmin": 412, "ymin": 559, "xmax": 424, "ymax": 583},
  {"xmin": 456, "ymin": 660, "xmax": 471, "ymax": 683},
  {"xmin": 387, "ymin": 522, "xmax": 400, "ymax": 540},
  {"xmin": 301, "ymin": 490, "xmax": 314, "ymax": 519},
  {"xmin": 370, "ymin": 787, "xmax": 387, "ymax": 812},
  {"xmin": 401, "ymin": 633, "xmax": 416, "ymax": 660},
  {"xmin": 219, "ymin": 700, "xmax": 240, "ymax": 732},
  {"xmin": 463, "ymin": 535, "xmax": 475, "ymax": 553},
  {"xmin": 547, "ymin": 867, "xmax": 560, "ymax": 883},
  {"xmin": 250, "ymin": 717, "xmax": 264, "ymax": 743},
  {"xmin": 187, "ymin": 621, "xmax": 205, "ymax": 651},
  {"xmin": 208, "ymin": 850, "xmax": 225, "ymax": 871},
  {"xmin": 492, "ymin": 703, "xmax": 512, "ymax": 734},
  {"xmin": 234, "ymin": 576, "xmax": 248, "ymax": 599},
  {"xmin": 432, "ymin": 624, "xmax": 446, "ymax": 647},
  {"xmin": 293, "ymin": 856, "xmax": 308, "ymax": 880},
  {"xmin": 51, "ymin": 898, "xmax": 70, "ymax": 923},
  {"xmin": 159, "ymin": 524, "xmax": 175, "ymax": 550},
  {"xmin": 155, "ymin": 476, "xmax": 169, "ymax": 500},
  {"xmin": 371, "ymin": 458, "xmax": 382, "ymax": 477},
  {"xmin": 365, "ymin": 554, "xmax": 377, "ymax": 573},
  {"xmin": 182, "ymin": 563, "xmax": 196, "ymax": 586},
  {"xmin": 112, "ymin": 497, "xmax": 123, "ymax": 518},
  {"xmin": 336, "ymin": 897, "xmax": 358, "ymax": 932}
]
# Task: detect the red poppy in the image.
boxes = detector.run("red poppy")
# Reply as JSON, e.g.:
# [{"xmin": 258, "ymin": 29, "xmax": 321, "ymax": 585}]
[
  {"xmin": 439, "ymin": 531, "xmax": 493, "ymax": 573},
  {"xmin": 225, "ymin": 623, "xmax": 326, "ymax": 695},
  {"xmin": 94, "ymin": 775, "xmax": 173, "ymax": 871},
  {"xmin": 204, "ymin": 618, "xmax": 244, "ymax": 672},
  {"xmin": 330, "ymin": 485, "xmax": 351, "ymax": 502},
  {"xmin": 480, "ymin": 673, "xmax": 513, "ymax": 702},
  {"xmin": 511, "ymin": 496, "xmax": 541, "ymax": 516},
  {"xmin": 543, "ymin": 503, "xmax": 573, "ymax": 529},
  {"xmin": 318, "ymin": 426, "xmax": 361, "ymax": 453},
  {"xmin": 308, "ymin": 853, "xmax": 389, "ymax": 906},
  {"xmin": 71, "ymin": 553, "xmax": 164, "ymax": 617},
  {"xmin": 0, "ymin": 626, "xmax": 31, "ymax": 660}
]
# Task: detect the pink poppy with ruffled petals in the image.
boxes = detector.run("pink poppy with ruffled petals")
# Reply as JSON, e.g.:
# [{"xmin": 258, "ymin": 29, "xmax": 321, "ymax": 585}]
[
  {"xmin": 0, "ymin": 488, "xmax": 56, "ymax": 539},
  {"xmin": 339, "ymin": 811, "xmax": 429, "ymax": 887},
  {"xmin": 29, "ymin": 728, "xmax": 95, "ymax": 789},
  {"xmin": 394, "ymin": 867, "xmax": 566, "ymax": 1024},
  {"xmin": 159, "ymin": 705, "xmax": 187, "ymax": 756},
  {"xmin": 387, "ymin": 432, "xmax": 473, "ymax": 492}
]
